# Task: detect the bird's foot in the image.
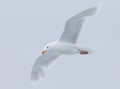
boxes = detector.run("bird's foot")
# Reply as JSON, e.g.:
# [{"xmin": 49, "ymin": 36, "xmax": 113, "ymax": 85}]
[{"xmin": 80, "ymin": 50, "xmax": 88, "ymax": 55}]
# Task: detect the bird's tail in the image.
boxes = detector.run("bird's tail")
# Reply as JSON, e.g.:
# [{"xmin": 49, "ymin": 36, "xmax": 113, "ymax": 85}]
[{"xmin": 31, "ymin": 65, "xmax": 45, "ymax": 82}]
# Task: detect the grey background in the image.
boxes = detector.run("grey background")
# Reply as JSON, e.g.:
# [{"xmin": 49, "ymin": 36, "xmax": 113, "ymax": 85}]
[{"xmin": 0, "ymin": 0, "xmax": 120, "ymax": 89}]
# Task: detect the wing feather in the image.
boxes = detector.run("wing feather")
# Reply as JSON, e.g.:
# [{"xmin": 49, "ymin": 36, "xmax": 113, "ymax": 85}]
[
  {"xmin": 31, "ymin": 52, "xmax": 60, "ymax": 81},
  {"xmin": 60, "ymin": 6, "xmax": 99, "ymax": 43}
]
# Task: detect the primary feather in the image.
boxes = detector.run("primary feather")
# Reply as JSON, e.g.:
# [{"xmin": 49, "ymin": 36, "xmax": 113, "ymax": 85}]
[
  {"xmin": 31, "ymin": 52, "xmax": 60, "ymax": 81},
  {"xmin": 60, "ymin": 6, "xmax": 98, "ymax": 43}
]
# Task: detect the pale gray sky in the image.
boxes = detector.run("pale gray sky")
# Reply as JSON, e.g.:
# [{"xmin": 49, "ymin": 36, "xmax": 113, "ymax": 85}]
[{"xmin": 0, "ymin": 0, "xmax": 120, "ymax": 89}]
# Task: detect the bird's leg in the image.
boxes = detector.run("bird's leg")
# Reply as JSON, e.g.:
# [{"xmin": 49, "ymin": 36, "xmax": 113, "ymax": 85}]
[
  {"xmin": 80, "ymin": 50, "xmax": 88, "ymax": 54},
  {"xmin": 77, "ymin": 48, "xmax": 92, "ymax": 55}
]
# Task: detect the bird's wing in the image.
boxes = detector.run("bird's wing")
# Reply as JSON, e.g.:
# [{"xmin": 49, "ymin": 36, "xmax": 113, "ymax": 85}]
[
  {"xmin": 31, "ymin": 52, "xmax": 60, "ymax": 81},
  {"xmin": 59, "ymin": 6, "xmax": 99, "ymax": 43}
]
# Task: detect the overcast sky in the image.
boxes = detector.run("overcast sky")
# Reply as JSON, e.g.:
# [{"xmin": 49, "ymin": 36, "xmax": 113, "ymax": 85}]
[{"xmin": 0, "ymin": 0, "xmax": 120, "ymax": 89}]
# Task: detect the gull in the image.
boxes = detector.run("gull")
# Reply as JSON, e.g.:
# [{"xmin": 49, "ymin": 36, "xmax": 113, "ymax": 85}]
[{"xmin": 31, "ymin": 6, "xmax": 100, "ymax": 81}]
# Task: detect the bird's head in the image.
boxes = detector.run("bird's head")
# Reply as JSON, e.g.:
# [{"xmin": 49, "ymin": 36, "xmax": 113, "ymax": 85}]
[
  {"xmin": 41, "ymin": 45, "xmax": 50, "ymax": 55},
  {"xmin": 41, "ymin": 43, "xmax": 55, "ymax": 55}
]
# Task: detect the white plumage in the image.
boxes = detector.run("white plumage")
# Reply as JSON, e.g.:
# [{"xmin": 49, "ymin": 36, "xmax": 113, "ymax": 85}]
[{"xmin": 31, "ymin": 6, "xmax": 100, "ymax": 81}]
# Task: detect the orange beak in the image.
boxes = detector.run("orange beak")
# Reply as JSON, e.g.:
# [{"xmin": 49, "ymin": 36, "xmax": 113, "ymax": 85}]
[{"xmin": 41, "ymin": 50, "xmax": 47, "ymax": 55}]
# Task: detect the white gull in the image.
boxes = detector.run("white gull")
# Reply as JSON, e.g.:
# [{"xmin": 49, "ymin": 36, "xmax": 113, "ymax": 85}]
[{"xmin": 31, "ymin": 6, "xmax": 100, "ymax": 81}]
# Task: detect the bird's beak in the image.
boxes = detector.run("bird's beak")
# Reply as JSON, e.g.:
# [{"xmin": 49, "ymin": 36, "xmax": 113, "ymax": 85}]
[{"xmin": 41, "ymin": 50, "xmax": 47, "ymax": 55}]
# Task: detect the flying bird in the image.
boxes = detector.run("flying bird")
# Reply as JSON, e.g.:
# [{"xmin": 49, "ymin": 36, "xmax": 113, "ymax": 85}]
[{"xmin": 31, "ymin": 6, "xmax": 99, "ymax": 81}]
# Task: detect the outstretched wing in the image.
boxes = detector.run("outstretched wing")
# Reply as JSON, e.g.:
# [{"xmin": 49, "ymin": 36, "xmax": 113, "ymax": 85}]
[
  {"xmin": 31, "ymin": 52, "xmax": 60, "ymax": 81},
  {"xmin": 60, "ymin": 6, "xmax": 98, "ymax": 43}
]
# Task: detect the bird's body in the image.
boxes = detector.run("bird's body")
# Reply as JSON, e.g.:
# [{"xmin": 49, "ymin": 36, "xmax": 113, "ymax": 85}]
[
  {"xmin": 46, "ymin": 41, "xmax": 79, "ymax": 55},
  {"xmin": 31, "ymin": 6, "xmax": 100, "ymax": 81}
]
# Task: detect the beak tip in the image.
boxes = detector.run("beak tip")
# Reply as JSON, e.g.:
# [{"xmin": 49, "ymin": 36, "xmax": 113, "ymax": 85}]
[{"xmin": 41, "ymin": 50, "xmax": 46, "ymax": 55}]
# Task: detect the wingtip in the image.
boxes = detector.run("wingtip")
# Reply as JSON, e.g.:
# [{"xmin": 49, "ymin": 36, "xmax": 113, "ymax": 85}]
[
  {"xmin": 93, "ymin": 3, "xmax": 103, "ymax": 16},
  {"xmin": 88, "ymin": 3, "xmax": 103, "ymax": 16},
  {"xmin": 31, "ymin": 67, "xmax": 45, "ymax": 82},
  {"xmin": 31, "ymin": 72, "xmax": 45, "ymax": 82},
  {"xmin": 79, "ymin": 4, "xmax": 102, "ymax": 18}
]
